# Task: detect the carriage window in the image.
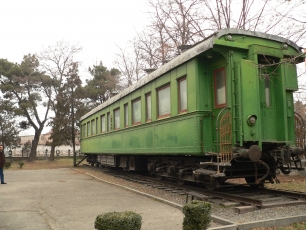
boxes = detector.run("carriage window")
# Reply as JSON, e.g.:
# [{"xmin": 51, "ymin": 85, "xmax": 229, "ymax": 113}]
[
  {"xmin": 83, "ymin": 124, "xmax": 87, "ymax": 138},
  {"xmin": 214, "ymin": 68, "xmax": 226, "ymax": 108},
  {"xmin": 96, "ymin": 118, "xmax": 98, "ymax": 134},
  {"xmin": 146, "ymin": 93, "xmax": 151, "ymax": 122},
  {"xmin": 87, "ymin": 122, "xmax": 91, "ymax": 137},
  {"xmin": 101, "ymin": 115, "xmax": 106, "ymax": 133},
  {"xmin": 124, "ymin": 103, "xmax": 128, "ymax": 127},
  {"xmin": 114, "ymin": 108, "xmax": 120, "ymax": 130},
  {"xmin": 107, "ymin": 112, "xmax": 111, "ymax": 131},
  {"xmin": 158, "ymin": 84, "xmax": 170, "ymax": 118},
  {"xmin": 132, "ymin": 98, "xmax": 141, "ymax": 125},
  {"xmin": 91, "ymin": 119, "xmax": 96, "ymax": 135},
  {"xmin": 265, "ymin": 78, "xmax": 271, "ymax": 107},
  {"xmin": 178, "ymin": 77, "xmax": 187, "ymax": 113}
]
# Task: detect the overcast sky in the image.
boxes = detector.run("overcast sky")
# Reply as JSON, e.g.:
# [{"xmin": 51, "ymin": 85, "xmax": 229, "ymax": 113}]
[
  {"xmin": 0, "ymin": 0, "xmax": 148, "ymax": 71},
  {"xmin": 0, "ymin": 0, "xmax": 149, "ymax": 135}
]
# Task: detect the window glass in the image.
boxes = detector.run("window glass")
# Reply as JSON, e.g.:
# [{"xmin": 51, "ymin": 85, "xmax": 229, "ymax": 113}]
[
  {"xmin": 107, "ymin": 113, "xmax": 111, "ymax": 131},
  {"xmin": 83, "ymin": 124, "xmax": 87, "ymax": 137},
  {"xmin": 87, "ymin": 122, "xmax": 91, "ymax": 136},
  {"xmin": 96, "ymin": 118, "xmax": 98, "ymax": 134},
  {"xmin": 179, "ymin": 78, "xmax": 187, "ymax": 113},
  {"xmin": 101, "ymin": 115, "xmax": 105, "ymax": 133},
  {"xmin": 124, "ymin": 104, "xmax": 128, "ymax": 127},
  {"xmin": 114, "ymin": 108, "xmax": 120, "ymax": 129},
  {"xmin": 132, "ymin": 98, "xmax": 141, "ymax": 125},
  {"xmin": 146, "ymin": 93, "xmax": 151, "ymax": 121},
  {"xmin": 265, "ymin": 78, "xmax": 271, "ymax": 107},
  {"xmin": 158, "ymin": 85, "xmax": 170, "ymax": 118},
  {"xmin": 214, "ymin": 68, "xmax": 226, "ymax": 107},
  {"xmin": 91, "ymin": 119, "xmax": 96, "ymax": 135}
]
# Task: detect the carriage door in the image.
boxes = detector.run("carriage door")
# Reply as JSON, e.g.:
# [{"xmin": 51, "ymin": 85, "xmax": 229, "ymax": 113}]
[
  {"xmin": 258, "ymin": 65, "xmax": 277, "ymax": 140},
  {"xmin": 212, "ymin": 67, "xmax": 232, "ymax": 162}
]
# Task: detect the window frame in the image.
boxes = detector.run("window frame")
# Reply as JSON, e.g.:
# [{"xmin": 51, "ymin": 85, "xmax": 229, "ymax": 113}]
[
  {"xmin": 114, "ymin": 107, "xmax": 120, "ymax": 130},
  {"xmin": 157, "ymin": 84, "xmax": 171, "ymax": 119},
  {"xmin": 107, "ymin": 112, "xmax": 111, "ymax": 132},
  {"xmin": 87, "ymin": 122, "xmax": 91, "ymax": 137},
  {"xmin": 124, "ymin": 103, "xmax": 128, "ymax": 128},
  {"xmin": 145, "ymin": 93, "xmax": 152, "ymax": 122},
  {"xmin": 101, "ymin": 115, "xmax": 106, "ymax": 133},
  {"xmin": 91, "ymin": 119, "xmax": 96, "ymax": 136},
  {"xmin": 214, "ymin": 67, "xmax": 226, "ymax": 108},
  {"xmin": 132, "ymin": 97, "xmax": 141, "ymax": 125},
  {"xmin": 178, "ymin": 76, "xmax": 187, "ymax": 114},
  {"xmin": 83, "ymin": 124, "xmax": 87, "ymax": 138}
]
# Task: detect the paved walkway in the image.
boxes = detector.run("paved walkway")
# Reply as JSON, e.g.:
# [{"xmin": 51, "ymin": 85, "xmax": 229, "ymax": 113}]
[{"xmin": 0, "ymin": 168, "xmax": 184, "ymax": 230}]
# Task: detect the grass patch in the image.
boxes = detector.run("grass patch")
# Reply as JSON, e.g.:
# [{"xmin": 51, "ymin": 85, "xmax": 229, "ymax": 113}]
[
  {"xmin": 5, "ymin": 157, "xmax": 78, "ymax": 170},
  {"xmin": 265, "ymin": 174, "xmax": 306, "ymax": 193}
]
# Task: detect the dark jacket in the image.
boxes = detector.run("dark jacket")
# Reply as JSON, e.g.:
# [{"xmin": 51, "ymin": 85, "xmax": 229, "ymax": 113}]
[{"xmin": 0, "ymin": 151, "xmax": 5, "ymax": 168}]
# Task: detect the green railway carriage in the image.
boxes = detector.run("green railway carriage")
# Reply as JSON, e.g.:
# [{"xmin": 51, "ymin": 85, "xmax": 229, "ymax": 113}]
[{"xmin": 80, "ymin": 29, "xmax": 305, "ymax": 189}]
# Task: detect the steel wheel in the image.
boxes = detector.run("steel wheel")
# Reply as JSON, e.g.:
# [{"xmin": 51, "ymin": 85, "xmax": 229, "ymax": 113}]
[{"xmin": 280, "ymin": 163, "xmax": 291, "ymax": 174}]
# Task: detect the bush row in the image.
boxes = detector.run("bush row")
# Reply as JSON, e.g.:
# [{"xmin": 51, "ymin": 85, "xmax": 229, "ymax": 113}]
[{"xmin": 94, "ymin": 200, "xmax": 211, "ymax": 230}]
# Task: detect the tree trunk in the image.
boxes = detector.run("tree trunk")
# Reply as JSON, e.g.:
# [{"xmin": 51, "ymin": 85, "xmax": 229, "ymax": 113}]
[
  {"xmin": 49, "ymin": 145, "xmax": 56, "ymax": 161},
  {"xmin": 28, "ymin": 131, "xmax": 42, "ymax": 162}
]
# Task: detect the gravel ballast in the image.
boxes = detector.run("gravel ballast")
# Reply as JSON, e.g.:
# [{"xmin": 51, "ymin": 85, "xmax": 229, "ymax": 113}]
[{"xmin": 76, "ymin": 167, "xmax": 306, "ymax": 229}]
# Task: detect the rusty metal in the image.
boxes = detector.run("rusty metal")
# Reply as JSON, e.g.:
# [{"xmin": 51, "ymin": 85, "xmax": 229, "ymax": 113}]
[
  {"xmin": 220, "ymin": 112, "xmax": 232, "ymax": 163},
  {"xmin": 294, "ymin": 113, "xmax": 306, "ymax": 149}
]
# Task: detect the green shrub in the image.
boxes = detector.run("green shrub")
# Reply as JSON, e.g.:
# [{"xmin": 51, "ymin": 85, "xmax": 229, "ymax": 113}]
[
  {"xmin": 182, "ymin": 200, "xmax": 211, "ymax": 230},
  {"xmin": 4, "ymin": 162, "xmax": 11, "ymax": 169},
  {"xmin": 94, "ymin": 211, "xmax": 142, "ymax": 230}
]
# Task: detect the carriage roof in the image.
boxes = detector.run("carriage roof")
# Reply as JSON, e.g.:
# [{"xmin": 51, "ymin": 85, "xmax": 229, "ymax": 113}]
[{"xmin": 80, "ymin": 29, "xmax": 302, "ymax": 121}]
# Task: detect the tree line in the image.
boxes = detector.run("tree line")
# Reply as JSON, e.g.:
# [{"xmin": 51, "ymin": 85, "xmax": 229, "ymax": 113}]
[
  {"xmin": 0, "ymin": 0, "xmax": 306, "ymax": 161},
  {"xmin": 0, "ymin": 42, "xmax": 121, "ymax": 161}
]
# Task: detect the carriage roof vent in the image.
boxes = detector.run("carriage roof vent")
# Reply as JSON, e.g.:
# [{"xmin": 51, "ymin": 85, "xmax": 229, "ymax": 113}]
[
  {"xmin": 144, "ymin": 68, "xmax": 156, "ymax": 74},
  {"xmin": 178, "ymin": 45, "xmax": 192, "ymax": 53}
]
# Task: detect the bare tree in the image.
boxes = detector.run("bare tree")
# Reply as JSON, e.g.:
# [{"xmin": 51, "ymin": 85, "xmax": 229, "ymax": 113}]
[
  {"xmin": 39, "ymin": 41, "xmax": 82, "ymax": 160},
  {"xmin": 114, "ymin": 40, "xmax": 147, "ymax": 87},
  {"xmin": 115, "ymin": 0, "xmax": 305, "ymax": 96}
]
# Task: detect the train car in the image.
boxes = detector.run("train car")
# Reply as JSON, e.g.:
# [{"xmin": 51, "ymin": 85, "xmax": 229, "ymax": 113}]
[{"xmin": 80, "ymin": 29, "xmax": 305, "ymax": 189}]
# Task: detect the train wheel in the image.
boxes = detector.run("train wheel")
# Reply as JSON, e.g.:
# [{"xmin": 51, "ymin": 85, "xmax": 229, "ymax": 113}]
[
  {"xmin": 176, "ymin": 179, "xmax": 185, "ymax": 185},
  {"xmin": 280, "ymin": 163, "xmax": 291, "ymax": 174},
  {"xmin": 205, "ymin": 182, "xmax": 217, "ymax": 191},
  {"xmin": 204, "ymin": 178, "xmax": 218, "ymax": 190}
]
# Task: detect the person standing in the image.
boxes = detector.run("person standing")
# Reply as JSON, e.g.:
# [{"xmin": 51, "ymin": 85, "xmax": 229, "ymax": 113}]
[{"xmin": 0, "ymin": 144, "xmax": 7, "ymax": 184}]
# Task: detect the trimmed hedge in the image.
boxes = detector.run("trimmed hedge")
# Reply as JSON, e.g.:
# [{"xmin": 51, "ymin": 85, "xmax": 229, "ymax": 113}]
[
  {"xmin": 182, "ymin": 200, "xmax": 211, "ymax": 230},
  {"xmin": 94, "ymin": 211, "xmax": 142, "ymax": 230}
]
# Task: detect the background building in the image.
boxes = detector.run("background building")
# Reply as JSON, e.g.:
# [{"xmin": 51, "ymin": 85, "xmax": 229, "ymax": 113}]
[{"xmin": 12, "ymin": 130, "xmax": 80, "ymax": 157}]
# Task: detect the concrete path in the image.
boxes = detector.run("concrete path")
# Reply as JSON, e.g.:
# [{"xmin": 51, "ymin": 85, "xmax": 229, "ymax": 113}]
[{"xmin": 0, "ymin": 168, "xmax": 184, "ymax": 230}]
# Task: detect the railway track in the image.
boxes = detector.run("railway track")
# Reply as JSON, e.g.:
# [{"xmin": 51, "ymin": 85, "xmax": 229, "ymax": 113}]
[{"xmin": 82, "ymin": 164, "xmax": 305, "ymax": 214}]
